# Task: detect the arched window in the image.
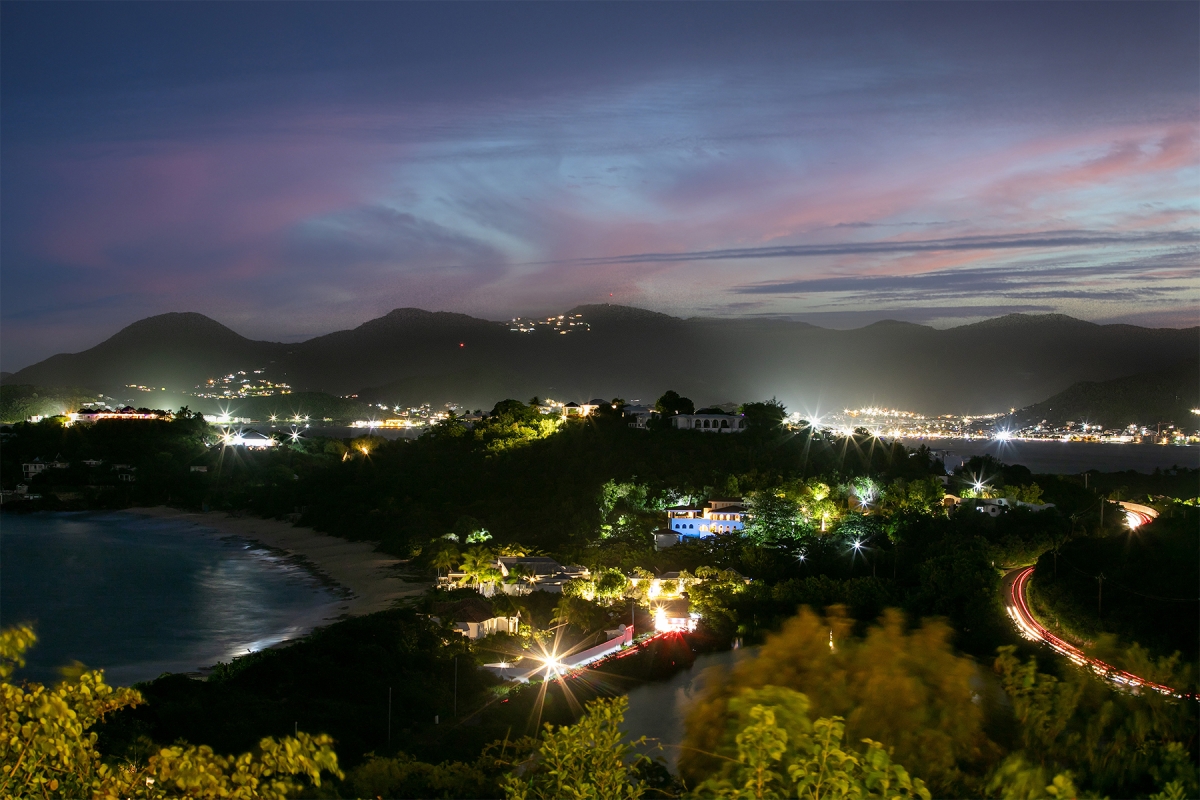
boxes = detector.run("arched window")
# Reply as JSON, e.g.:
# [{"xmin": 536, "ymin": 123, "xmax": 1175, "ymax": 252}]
[
  {"xmin": 721, "ymin": 419, "xmax": 729, "ymax": 428},
  {"xmin": 703, "ymin": 420, "xmax": 710, "ymax": 428}
]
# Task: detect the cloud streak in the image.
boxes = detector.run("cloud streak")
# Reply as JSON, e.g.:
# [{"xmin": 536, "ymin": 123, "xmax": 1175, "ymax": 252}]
[{"xmin": 521, "ymin": 229, "xmax": 1200, "ymax": 268}]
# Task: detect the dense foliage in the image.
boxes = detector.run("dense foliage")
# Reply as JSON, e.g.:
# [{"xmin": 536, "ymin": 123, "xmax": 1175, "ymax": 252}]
[
  {"xmin": 694, "ymin": 687, "xmax": 930, "ymax": 800},
  {"xmin": 0, "ymin": 384, "xmax": 102, "ymax": 424},
  {"xmin": 0, "ymin": 627, "xmax": 341, "ymax": 800},
  {"xmin": 5, "ymin": 396, "xmax": 1198, "ymax": 798},
  {"xmin": 679, "ymin": 608, "xmax": 997, "ymax": 795},
  {"xmin": 1028, "ymin": 505, "xmax": 1200, "ymax": 664},
  {"xmin": 98, "ymin": 610, "xmax": 485, "ymax": 770}
]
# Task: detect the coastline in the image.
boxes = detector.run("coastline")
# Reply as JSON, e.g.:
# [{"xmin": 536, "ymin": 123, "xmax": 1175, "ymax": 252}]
[{"xmin": 130, "ymin": 506, "xmax": 431, "ymax": 618}]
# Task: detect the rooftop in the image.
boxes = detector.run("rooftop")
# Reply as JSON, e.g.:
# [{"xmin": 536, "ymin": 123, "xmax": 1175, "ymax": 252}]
[{"xmin": 432, "ymin": 598, "xmax": 500, "ymax": 624}]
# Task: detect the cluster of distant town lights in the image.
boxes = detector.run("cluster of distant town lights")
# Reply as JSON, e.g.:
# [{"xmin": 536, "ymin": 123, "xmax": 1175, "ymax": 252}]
[{"xmin": 792, "ymin": 407, "xmax": 1195, "ymax": 445}]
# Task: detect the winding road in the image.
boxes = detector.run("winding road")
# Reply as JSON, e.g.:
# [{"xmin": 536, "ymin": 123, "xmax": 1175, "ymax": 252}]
[{"xmin": 1003, "ymin": 566, "xmax": 1190, "ymax": 699}]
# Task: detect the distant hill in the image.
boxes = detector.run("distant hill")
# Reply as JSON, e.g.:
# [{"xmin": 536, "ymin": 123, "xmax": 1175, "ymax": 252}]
[
  {"xmin": 1016, "ymin": 359, "xmax": 1199, "ymax": 429},
  {"xmin": 5, "ymin": 313, "xmax": 285, "ymax": 397},
  {"xmin": 0, "ymin": 385, "xmax": 105, "ymax": 424},
  {"xmin": 5, "ymin": 306, "xmax": 1197, "ymax": 415}
]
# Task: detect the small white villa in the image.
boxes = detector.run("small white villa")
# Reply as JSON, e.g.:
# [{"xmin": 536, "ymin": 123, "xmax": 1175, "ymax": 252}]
[
  {"xmin": 432, "ymin": 598, "xmax": 519, "ymax": 640},
  {"xmin": 670, "ymin": 413, "xmax": 747, "ymax": 432}
]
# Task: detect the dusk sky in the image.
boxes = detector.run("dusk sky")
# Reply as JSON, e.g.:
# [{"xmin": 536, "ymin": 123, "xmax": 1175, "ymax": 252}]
[{"xmin": 2, "ymin": 2, "xmax": 1197, "ymax": 370}]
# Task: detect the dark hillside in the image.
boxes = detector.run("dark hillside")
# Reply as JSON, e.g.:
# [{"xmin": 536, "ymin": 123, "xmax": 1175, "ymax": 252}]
[
  {"xmin": 5, "ymin": 313, "xmax": 284, "ymax": 395},
  {"xmin": 1016, "ymin": 359, "xmax": 1199, "ymax": 429},
  {"xmin": 0, "ymin": 384, "xmax": 102, "ymax": 423},
  {"xmin": 7, "ymin": 307, "xmax": 1197, "ymax": 415},
  {"xmin": 1028, "ymin": 505, "xmax": 1200, "ymax": 663}
]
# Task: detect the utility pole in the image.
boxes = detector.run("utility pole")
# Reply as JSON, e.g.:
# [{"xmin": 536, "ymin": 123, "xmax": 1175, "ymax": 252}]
[
  {"xmin": 387, "ymin": 687, "xmax": 392, "ymax": 743},
  {"xmin": 453, "ymin": 657, "xmax": 458, "ymax": 719},
  {"xmin": 1096, "ymin": 573, "xmax": 1105, "ymax": 617}
]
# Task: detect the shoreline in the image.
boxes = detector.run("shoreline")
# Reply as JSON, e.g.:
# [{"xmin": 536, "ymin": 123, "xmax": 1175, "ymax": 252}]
[{"xmin": 129, "ymin": 506, "xmax": 431, "ymax": 618}]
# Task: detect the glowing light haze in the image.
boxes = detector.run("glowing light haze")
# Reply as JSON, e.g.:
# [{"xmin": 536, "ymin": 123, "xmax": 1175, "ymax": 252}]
[{"xmin": 2, "ymin": 2, "xmax": 1197, "ymax": 369}]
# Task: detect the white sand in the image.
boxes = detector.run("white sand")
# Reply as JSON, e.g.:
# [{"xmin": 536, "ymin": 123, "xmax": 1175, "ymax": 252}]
[{"xmin": 132, "ymin": 506, "xmax": 430, "ymax": 616}]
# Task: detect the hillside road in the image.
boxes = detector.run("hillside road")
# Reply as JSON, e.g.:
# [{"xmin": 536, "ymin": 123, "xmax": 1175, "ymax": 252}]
[{"xmin": 1003, "ymin": 566, "xmax": 1190, "ymax": 699}]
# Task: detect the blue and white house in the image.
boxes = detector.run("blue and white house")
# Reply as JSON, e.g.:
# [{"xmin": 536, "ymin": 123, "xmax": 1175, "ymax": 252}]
[{"xmin": 661, "ymin": 498, "xmax": 747, "ymax": 546}]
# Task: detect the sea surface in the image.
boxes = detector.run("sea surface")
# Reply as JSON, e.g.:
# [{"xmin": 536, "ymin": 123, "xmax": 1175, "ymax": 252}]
[
  {"xmin": 1, "ymin": 512, "xmax": 344, "ymax": 686},
  {"xmin": 900, "ymin": 438, "xmax": 1198, "ymax": 474},
  {"xmin": 622, "ymin": 646, "xmax": 759, "ymax": 772}
]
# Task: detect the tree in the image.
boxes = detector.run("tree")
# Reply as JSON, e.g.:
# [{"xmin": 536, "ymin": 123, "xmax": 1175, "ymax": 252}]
[
  {"xmin": 491, "ymin": 399, "xmax": 538, "ymax": 420},
  {"xmin": 431, "ymin": 542, "xmax": 460, "ymax": 578},
  {"xmin": 348, "ymin": 752, "xmax": 495, "ymax": 799},
  {"xmin": 1003, "ymin": 484, "xmax": 1045, "ymax": 504},
  {"xmin": 503, "ymin": 696, "xmax": 651, "ymax": 800},
  {"xmin": 795, "ymin": 481, "xmax": 839, "ymax": 532},
  {"xmin": 550, "ymin": 595, "xmax": 605, "ymax": 632},
  {"xmin": 879, "ymin": 477, "xmax": 945, "ymax": 518},
  {"xmin": 744, "ymin": 491, "xmax": 807, "ymax": 546},
  {"xmin": 466, "ymin": 528, "xmax": 493, "ymax": 544},
  {"xmin": 0, "ymin": 625, "xmax": 341, "ymax": 799},
  {"xmin": 679, "ymin": 608, "xmax": 999, "ymax": 795},
  {"xmin": 912, "ymin": 533, "xmax": 1000, "ymax": 640},
  {"xmin": 593, "ymin": 568, "xmax": 632, "ymax": 603},
  {"xmin": 654, "ymin": 390, "xmax": 694, "ymax": 416},
  {"xmin": 696, "ymin": 687, "xmax": 931, "ymax": 800},
  {"xmin": 741, "ymin": 400, "xmax": 787, "ymax": 432},
  {"xmin": 990, "ymin": 646, "xmax": 1198, "ymax": 798},
  {"xmin": 457, "ymin": 546, "xmax": 500, "ymax": 590}
]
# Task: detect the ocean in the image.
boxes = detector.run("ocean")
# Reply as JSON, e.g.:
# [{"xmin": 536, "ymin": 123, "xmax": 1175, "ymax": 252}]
[
  {"xmin": 1, "ymin": 511, "xmax": 343, "ymax": 686},
  {"xmin": 899, "ymin": 438, "xmax": 1198, "ymax": 474}
]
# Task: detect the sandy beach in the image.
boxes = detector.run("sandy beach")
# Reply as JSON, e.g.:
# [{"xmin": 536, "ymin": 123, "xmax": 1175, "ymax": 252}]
[{"xmin": 131, "ymin": 506, "xmax": 431, "ymax": 617}]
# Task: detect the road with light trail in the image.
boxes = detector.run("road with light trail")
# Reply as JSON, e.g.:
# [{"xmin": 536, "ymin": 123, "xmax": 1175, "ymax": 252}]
[{"xmin": 1004, "ymin": 566, "xmax": 1192, "ymax": 699}]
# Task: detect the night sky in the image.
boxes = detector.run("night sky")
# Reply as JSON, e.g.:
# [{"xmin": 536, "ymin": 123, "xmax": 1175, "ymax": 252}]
[{"xmin": 2, "ymin": 2, "xmax": 1197, "ymax": 370}]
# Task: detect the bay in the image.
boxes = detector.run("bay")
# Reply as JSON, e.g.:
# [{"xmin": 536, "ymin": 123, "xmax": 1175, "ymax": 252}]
[
  {"xmin": 899, "ymin": 438, "xmax": 1198, "ymax": 474},
  {"xmin": 1, "ymin": 511, "xmax": 343, "ymax": 686}
]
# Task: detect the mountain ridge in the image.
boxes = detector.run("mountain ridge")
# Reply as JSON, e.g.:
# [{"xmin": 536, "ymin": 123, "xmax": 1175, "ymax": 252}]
[{"xmin": 5, "ymin": 306, "xmax": 1197, "ymax": 415}]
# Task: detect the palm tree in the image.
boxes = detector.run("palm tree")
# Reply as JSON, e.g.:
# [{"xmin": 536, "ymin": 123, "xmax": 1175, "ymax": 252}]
[
  {"xmin": 431, "ymin": 544, "xmax": 459, "ymax": 579},
  {"xmin": 458, "ymin": 546, "xmax": 497, "ymax": 590},
  {"xmin": 551, "ymin": 595, "xmax": 580, "ymax": 627}
]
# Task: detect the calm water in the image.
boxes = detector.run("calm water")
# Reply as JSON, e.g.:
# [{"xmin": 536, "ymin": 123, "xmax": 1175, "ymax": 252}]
[
  {"xmin": 902, "ymin": 438, "xmax": 1198, "ymax": 474},
  {"xmin": 622, "ymin": 646, "xmax": 759, "ymax": 771},
  {"xmin": 1, "ymin": 512, "xmax": 343, "ymax": 686}
]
